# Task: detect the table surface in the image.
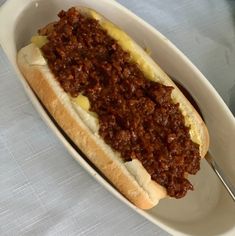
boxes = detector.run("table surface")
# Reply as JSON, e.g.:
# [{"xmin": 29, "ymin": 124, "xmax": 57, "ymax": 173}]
[{"xmin": 0, "ymin": 0, "xmax": 235, "ymax": 235}]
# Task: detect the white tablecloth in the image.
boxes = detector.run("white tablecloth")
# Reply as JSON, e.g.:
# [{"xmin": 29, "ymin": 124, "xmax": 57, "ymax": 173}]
[{"xmin": 0, "ymin": 0, "xmax": 234, "ymax": 235}]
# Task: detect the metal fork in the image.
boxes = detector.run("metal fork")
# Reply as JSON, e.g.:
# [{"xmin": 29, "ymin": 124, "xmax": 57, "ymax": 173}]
[{"xmin": 205, "ymin": 153, "xmax": 235, "ymax": 201}]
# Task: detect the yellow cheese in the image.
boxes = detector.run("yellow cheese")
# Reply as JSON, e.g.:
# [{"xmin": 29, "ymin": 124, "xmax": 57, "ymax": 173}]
[
  {"xmin": 72, "ymin": 94, "xmax": 90, "ymax": 111},
  {"xmin": 31, "ymin": 35, "xmax": 48, "ymax": 48},
  {"xmin": 71, "ymin": 95, "xmax": 98, "ymax": 118},
  {"xmin": 90, "ymin": 10, "xmax": 155, "ymax": 81}
]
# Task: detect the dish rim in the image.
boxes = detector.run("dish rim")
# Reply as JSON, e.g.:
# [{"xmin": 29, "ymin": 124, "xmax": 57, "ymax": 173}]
[{"xmin": 0, "ymin": 0, "xmax": 235, "ymax": 235}]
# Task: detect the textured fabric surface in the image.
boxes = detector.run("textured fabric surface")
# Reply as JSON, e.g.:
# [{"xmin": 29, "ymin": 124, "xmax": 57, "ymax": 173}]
[{"xmin": 0, "ymin": 0, "xmax": 234, "ymax": 235}]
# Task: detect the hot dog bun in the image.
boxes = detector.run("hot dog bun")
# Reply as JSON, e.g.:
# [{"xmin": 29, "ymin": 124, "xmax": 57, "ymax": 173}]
[{"xmin": 17, "ymin": 6, "xmax": 209, "ymax": 209}]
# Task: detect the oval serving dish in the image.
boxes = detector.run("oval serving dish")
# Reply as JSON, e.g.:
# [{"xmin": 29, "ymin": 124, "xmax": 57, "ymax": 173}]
[{"xmin": 0, "ymin": 0, "xmax": 235, "ymax": 235}]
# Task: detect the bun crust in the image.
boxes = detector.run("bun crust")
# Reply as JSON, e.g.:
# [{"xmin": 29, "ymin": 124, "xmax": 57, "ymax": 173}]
[{"xmin": 17, "ymin": 7, "xmax": 209, "ymax": 209}]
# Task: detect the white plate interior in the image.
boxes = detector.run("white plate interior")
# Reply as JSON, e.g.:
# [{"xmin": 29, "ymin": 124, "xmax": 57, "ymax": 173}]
[{"xmin": 1, "ymin": 0, "xmax": 235, "ymax": 235}]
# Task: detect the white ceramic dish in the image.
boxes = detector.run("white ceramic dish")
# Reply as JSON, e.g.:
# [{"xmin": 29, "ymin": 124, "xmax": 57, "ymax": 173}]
[{"xmin": 0, "ymin": 0, "xmax": 235, "ymax": 235}]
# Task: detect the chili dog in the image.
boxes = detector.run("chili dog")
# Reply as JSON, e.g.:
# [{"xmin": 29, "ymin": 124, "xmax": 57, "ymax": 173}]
[{"xmin": 17, "ymin": 7, "xmax": 209, "ymax": 209}]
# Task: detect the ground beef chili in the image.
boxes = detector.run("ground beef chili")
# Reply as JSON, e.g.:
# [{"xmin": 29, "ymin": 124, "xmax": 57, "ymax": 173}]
[{"xmin": 40, "ymin": 7, "xmax": 201, "ymax": 198}]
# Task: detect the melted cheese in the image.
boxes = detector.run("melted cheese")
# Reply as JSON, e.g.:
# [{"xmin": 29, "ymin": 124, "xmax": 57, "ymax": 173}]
[
  {"xmin": 31, "ymin": 35, "xmax": 48, "ymax": 48},
  {"xmin": 90, "ymin": 10, "xmax": 156, "ymax": 81},
  {"xmin": 71, "ymin": 94, "xmax": 90, "ymax": 111}
]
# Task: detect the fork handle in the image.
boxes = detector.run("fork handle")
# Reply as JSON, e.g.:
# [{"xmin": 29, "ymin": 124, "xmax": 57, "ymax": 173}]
[{"xmin": 206, "ymin": 153, "xmax": 235, "ymax": 202}]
